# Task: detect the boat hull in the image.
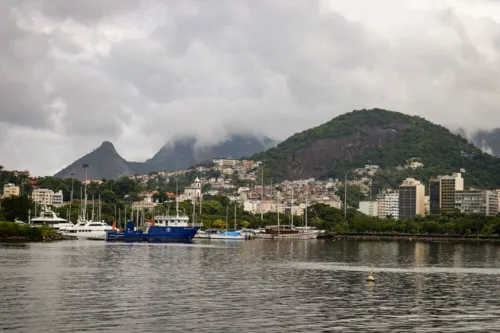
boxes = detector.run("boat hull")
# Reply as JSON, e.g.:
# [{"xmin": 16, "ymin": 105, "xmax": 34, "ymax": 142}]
[
  {"xmin": 106, "ymin": 226, "xmax": 201, "ymax": 243},
  {"xmin": 255, "ymin": 231, "xmax": 319, "ymax": 240}
]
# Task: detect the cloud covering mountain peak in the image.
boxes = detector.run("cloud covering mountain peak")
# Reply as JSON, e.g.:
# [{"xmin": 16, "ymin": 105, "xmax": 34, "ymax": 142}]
[{"xmin": 1, "ymin": 0, "xmax": 500, "ymax": 175}]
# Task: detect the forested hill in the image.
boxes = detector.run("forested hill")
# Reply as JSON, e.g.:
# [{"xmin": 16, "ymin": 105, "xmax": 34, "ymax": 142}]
[{"xmin": 252, "ymin": 108, "xmax": 500, "ymax": 188}]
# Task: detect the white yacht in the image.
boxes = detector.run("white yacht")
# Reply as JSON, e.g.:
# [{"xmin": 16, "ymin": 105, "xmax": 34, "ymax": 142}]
[
  {"xmin": 58, "ymin": 169, "xmax": 112, "ymax": 240},
  {"xmin": 30, "ymin": 206, "xmax": 74, "ymax": 230},
  {"xmin": 59, "ymin": 217, "xmax": 112, "ymax": 240}
]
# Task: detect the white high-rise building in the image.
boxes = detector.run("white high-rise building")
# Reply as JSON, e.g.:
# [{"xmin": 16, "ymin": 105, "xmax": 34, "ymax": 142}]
[
  {"xmin": 52, "ymin": 190, "xmax": 64, "ymax": 207},
  {"xmin": 358, "ymin": 201, "xmax": 378, "ymax": 217},
  {"xmin": 377, "ymin": 192, "xmax": 399, "ymax": 219}
]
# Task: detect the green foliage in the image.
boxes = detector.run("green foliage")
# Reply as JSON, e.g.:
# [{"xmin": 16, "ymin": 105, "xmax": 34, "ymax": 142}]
[
  {"xmin": 0, "ymin": 222, "xmax": 60, "ymax": 241},
  {"xmin": 0, "ymin": 196, "xmax": 34, "ymax": 222},
  {"xmin": 307, "ymin": 203, "xmax": 500, "ymax": 236},
  {"xmin": 252, "ymin": 108, "xmax": 500, "ymax": 188},
  {"xmin": 212, "ymin": 219, "xmax": 226, "ymax": 229}
]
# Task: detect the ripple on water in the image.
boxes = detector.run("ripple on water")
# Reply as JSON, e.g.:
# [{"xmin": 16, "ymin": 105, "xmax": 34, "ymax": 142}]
[{"xmin": 1, "ymin": 240, "xmax": 500, "ymax": 332}]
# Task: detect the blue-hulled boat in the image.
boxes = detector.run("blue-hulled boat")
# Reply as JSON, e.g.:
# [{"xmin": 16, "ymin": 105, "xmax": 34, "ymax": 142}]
[{"xmin": 106, "ymin": 212, "xmax": 201, "ymax": 243}]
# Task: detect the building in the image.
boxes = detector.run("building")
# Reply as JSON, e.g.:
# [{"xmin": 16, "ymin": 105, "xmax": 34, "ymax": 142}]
[
  {"xmin": 424, "ymin": 195, "xmax": 430, "ymax": 216},
  {"xmin": 52, "ymin": 190, "xmax": 64, "ymax": 207},
  {"xmin": 179, "ymin": 178, "xmax": 202, "ymax": 202},
  {"xmin": 213, "ymin": 159, "xmax": 238, "ymax": 168},
  {"xmin": 358, "ymin": 201, "xmax": 378, "ymax": 217},
  {"xmin": 455, "ymin": 190, "xmax": 499, "ymax": 216},
  {"xmin": 399, "ymin": 178, "xmax": 425, "ymax": 218},
  {"xmin": 377, "ymin": 192, "xmax": 399, "ymax": 219},
  {"xmin": 429, "ymin": 172, "xmax": 464, "ymax": 214},
  {"xmin": 31, "ymin": 188, "xmax": 55, "ymax": 206},
  {"xmin": 132, "ymin": 195, "xmax": 158, "ymax": 210},
  {"xmin": 3, "ymin": 183, "xmax": 20, "ymax": 198}
]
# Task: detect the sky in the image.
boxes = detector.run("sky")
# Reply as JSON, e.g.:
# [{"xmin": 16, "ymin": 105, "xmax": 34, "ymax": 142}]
[{"xmin": 1, "ymin": 0, "xmax": 500, "ymax": 176}]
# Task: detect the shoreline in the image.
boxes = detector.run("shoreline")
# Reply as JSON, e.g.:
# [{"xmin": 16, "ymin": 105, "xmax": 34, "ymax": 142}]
[{"xmin": 328, "ymin": 233, "xmax": 500, "ymax": 243}]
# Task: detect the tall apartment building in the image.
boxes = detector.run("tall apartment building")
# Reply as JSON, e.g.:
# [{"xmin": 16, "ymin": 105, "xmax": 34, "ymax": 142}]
[
  {"xmin": 399, "ymin": 178, "xmax": 425, "ymax": 218},
  {"xmin": 455, "ymin": 190, "xmax": 499, "ymax": 216},
  {"xmin": 377, "ymin": 192, "xmax": 399, "ymax": 219},
  {"xmin": 52, "ymin": 190, "xmax": 64, "ymax": 207},
  {"xmin": 3, "ymin": 183, "xmax": 20, "ymax": 198},
  {"xmin": 31, "ymin": 188, "xmax": 54, "ymax": 206},
  {"xmin": 429, "ymin": 173, "xmax": 464, "ymax": 214},
  {"xmin": 358, "ymin": 201, "xmax": 378, "ymax": 217}
]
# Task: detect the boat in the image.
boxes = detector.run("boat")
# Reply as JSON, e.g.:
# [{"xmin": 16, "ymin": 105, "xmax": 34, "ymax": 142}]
[
  {"xmin": 255, "ymin": 190, "xmax": 319, "ymax": 240},
  {"xmin": 30, "ymin": 205, "xmax": 74, "ymax": 230},
  {"xmin": 58, "ymin": 169, "xmax": 111, "ymax": 240},
  {"xmin": 209, "ymin": 204, "xmax": 248, "ymax": 240},
  {"xmin": 194, "ymin": 229, "xmax": 219, "ymax": 238},
  {"xmin": 255, "ymin": 225, "xmax": 319, "ymax": 239},
  {"xmin": 106, "ymin": 198, "xmax": 201, "ymax": 242},
  {"xmin": 59, "ymin": 218, "xmax": 112, "ymax": 240},
  {"xmin": 106, "ymin": 214, "xmax": 201, "ymax": 242},
  {"xmin": 210, "ymin": 230, "xmax": 247, "ymax": 240}
]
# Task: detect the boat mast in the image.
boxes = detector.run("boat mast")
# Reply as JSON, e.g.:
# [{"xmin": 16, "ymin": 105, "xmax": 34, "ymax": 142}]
[
  {"xmin": 277, "ymin": 191, "xmax": 280, "ymax": 236},
  {"xmin": 260, "ymin": 161, "xmax": 264, "ymax": 220},
  {"xmin": 91, "ymin": 194, "xmax": 95, "ymax": 221},
  {"xmin": 199, "ymin": 171, "xmax": 202, "ymax": 216},
  {"xmin": 234, "ymin": 203, "xmax": 237, "ymax": 230},
  {"xmin": 80, "ymin": 187, "xmax": 83, "ymax": 218},
  {"xmin": 225, "ymin": 205, "xmax": 228, "ymax": 232},
  {"xmin": 291, "ymin": 187, "xmax": 294, "ymax": 228},
  {"xmin": 192, "ymin": 200, "xmax": 195, "ymax": 225},
  {"xmin": 305, "ymin": 189, "xmax": 308, "ymax": 228},
  {"xmin": 344, "ymin": 173, "xmax": 347, "ymax": 219},
  {"xmin": 83, "ymin": 164, "xmax": 89, "ymax": 221},
  {"xmin": 175, "ymin": 178, "xmax": 179, "ymax": 218}
]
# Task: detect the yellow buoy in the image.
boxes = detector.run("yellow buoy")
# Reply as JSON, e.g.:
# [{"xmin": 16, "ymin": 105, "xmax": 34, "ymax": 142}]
[{"xmin": 366, "ymin": 264, "xmax": 375, "ymax": 282}]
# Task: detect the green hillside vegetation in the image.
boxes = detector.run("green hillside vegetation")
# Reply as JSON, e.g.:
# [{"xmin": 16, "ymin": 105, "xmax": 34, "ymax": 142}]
[{"xmin": 252, "ymin": 109, "xmax": 500, "ymax": 188}]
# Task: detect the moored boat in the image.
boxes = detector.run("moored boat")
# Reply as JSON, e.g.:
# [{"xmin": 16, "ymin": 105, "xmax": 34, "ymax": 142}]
[
  {"xmin": 106, "ymin": 213, "xmax": 201, "ymax": 242},
  {"xmin": 210, "ymin": 230, "xmax": 247, "ymax": 240},
  {"xmin": 30, "ymin": 205, "xmax": 73, "ymax": 230},
  {"xmin": 255, "ymin": 225, "xmax": 319, "ymax": 240}
]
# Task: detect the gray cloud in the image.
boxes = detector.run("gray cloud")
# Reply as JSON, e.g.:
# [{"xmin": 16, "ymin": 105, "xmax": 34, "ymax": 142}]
[{"xmin": 1, "ymin": 0, "xmax": 500, "ymax": 175}]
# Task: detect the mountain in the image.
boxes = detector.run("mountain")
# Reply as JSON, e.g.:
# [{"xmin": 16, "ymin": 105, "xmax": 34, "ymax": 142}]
[
  {"xmin": 138, "ymin": 134, "xmax": 278, "ymax": 173},
  {"xmin": 252, "ymin": 108, "xmax": 500, "ymax": 188},
  {"xmin": 55, "ymin": 135, "xmax": 278, "ymax": 180},
  {"xmin": 55, "ymin": 141, "xmax": 134, "ymax": 181},
  {"xmin": 471, "ymin": 129, "xmax": 500, "ymax": 156}
]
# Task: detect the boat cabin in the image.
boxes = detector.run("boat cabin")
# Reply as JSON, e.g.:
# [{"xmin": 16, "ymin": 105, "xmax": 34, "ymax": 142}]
[{"xmin": 154, "ymin": 215, "xmax": 191, "ymax": 227}]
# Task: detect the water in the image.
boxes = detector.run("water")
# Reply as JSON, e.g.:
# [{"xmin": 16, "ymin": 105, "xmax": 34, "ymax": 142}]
[{"xmin": 1, "ymin": 240, "xmax": 500, "ymax": 332}]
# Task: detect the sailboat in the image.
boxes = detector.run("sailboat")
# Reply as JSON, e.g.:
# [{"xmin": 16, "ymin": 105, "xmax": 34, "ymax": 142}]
[
  {"xmin": 210, "ymin": 204, "xmax": 247, "ymax": 240},
  {"xmin": 256, "ymin": 190, "xmax": 319, "ymax": 240}
]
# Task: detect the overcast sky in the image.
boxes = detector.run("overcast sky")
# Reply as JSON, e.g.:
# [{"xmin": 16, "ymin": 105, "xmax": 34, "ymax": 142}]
[{"xmin": 1, "ymin": 0, "xmax": 500, "ymax": 175}]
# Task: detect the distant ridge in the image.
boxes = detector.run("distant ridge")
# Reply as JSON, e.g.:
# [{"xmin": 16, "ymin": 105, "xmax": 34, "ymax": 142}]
[
  {"xmin": 55, "ymin": 135, "xmax": 278, "ymax": 180},
  {"xmin": 54, "ymin": 141, "xmax": 134, "ymax": 181},
  {"xmin": 141, "ymin": 134, "xmax": 278, "ymax": 173}
]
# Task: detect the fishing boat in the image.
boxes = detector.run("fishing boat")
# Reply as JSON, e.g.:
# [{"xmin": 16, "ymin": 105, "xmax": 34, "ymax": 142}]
[
  {"xmin": 106, "ymin": 215, "xmax": 200, "ymax": 242},
  {"xmin": 106, "ymin": 199, "xmax": 201, "ymax": 242}
]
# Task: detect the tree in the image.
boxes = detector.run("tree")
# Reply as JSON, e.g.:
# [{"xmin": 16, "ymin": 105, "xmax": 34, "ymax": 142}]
[
  {"xmin": 212, "ymin": 219, "xmax": 226, "ymax": 229},
  {"xmin": 0, "ymin": 196, "xmax": 33, "ymax": 222}
]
